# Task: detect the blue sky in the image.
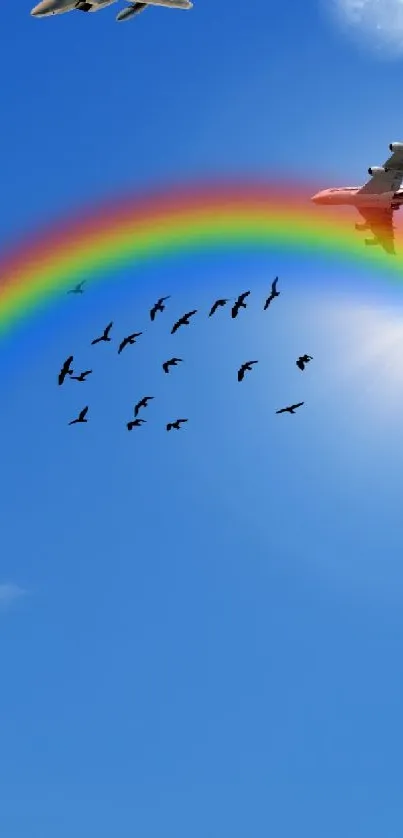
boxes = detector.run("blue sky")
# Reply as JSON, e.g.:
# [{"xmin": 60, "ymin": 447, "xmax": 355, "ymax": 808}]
[{"xmin": 1, "ymin": 2, "xmax": 403, "ymax": 837}]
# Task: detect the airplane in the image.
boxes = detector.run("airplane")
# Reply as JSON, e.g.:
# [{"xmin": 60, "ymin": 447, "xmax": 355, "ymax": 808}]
[
  {"xmin": 31, "ymin": 0, "xmax": 192, "ymax": 23},
  {"xmin": 311, "ymin": 142, "xmax": 403, "ymax": 255}
]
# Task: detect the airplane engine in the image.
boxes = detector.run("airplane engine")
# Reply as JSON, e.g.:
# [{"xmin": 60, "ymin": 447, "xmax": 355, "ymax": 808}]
[
  {"xmin": 365, "ymin": 238, "xmax": 379, "ymax": 247},
  {"xmin": 355, "ymin": 223, "xmax": 370, "ymax": 231},
  {"xmin": 389, "ymin": 142, "xmax": 403, "ymax": 152},
  {"xmin": 368, "ymin": 166, "xmax": 387, "ymax": 176}
]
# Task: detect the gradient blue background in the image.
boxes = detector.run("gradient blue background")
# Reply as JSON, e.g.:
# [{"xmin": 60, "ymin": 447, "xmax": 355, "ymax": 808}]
[{"xmin": 1, "ymin": 3, "xmax": 403, "ymax": 837}]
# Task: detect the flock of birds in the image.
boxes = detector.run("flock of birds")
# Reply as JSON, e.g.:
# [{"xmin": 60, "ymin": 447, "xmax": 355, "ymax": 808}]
[{"xmin": 58, "ymin": 277, "xmax": 313, "ymax": 428}]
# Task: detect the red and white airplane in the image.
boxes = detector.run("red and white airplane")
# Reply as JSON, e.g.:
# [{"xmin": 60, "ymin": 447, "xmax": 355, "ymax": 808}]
[
  {"xmin": 311, "ymin": 142, "xmax": 403, "ymax": 254},
  {"xmin": 31, "ymin": 0, "xmax": 192, "ymax": 23}
]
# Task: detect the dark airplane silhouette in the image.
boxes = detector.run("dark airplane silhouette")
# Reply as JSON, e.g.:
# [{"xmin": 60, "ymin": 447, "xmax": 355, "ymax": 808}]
[
  {"xmin": 237, "ymin": 360, "xmax": 258, "ymax": 382},
  {"xmin": 296, "ymin": 354, "xmax": 313, "ymax": 371},
  {"xmin": 67, "ymin": 281, "xmax": 86, "ymax": 295},
  {"xmin": 127, "ymin": 418, "xmax": 146, "ymax": 431},
  {"xmin": 68, "ymin": 406, "xmax": 89, "ymax": 425},
  {"xmin": 91, "ymin": 322, "xmax": 113, "ymax": 345},
  {"xmin": 209, "ymin": 298, "xmax": 229, "ymax": 317},
  {"xmin": 171, "ymin": 310, "xmax": 197, "ymax": 334},
  {"xmin": 166, "ymin": 419, "xmax": 188, "ymax": 431},
  {"xmin": 71, "ymin": 370, "xmax": 92, "ymax": 382},
  {"xmin": 58, "ymin": 355, "xmax": 74, "ymax": 386},
  {"xmin": 134, "ymin": 396, "xmax": 154, "ymax": 417},
  {"xmin": 231, "ymin": 291, "xmax": 250, "ymax": 319},
  {"xmin": 264, "ymin": 277, "xmax": 280, "ymax": 309},
  {"xmin": 162, "ymin": 357, "xmax": 183, "ymax": 374},
  {"xmin": 150, "ymin": 296, "xmax": 170, "ymax": 321},
  {"xmin": 118, "ymin": 332, "xmax": 142, "ymax": 354},
  {"xmin": 276, "ymin": 402, "xmax": 304, "ymax": 415}
]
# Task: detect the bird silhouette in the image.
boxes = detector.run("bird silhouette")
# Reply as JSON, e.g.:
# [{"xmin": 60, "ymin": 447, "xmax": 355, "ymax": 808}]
[
  {"xmin": 231, "ymin": 291, "xmax": 250, "ymax": 319},
  {"xmin": 171, "ymin": 310, "xmax": 197, "ymax": 334},
  {"xmin": 67, "ymin": 281, "xmax": 86, "ymax": 295},
  {"xmin": 162, "ymin": 357, "xmax": 183, "ymax": 374},
  {"xmin": 118, "ymin": 332, "xmax": 143, "ymax": 354},
  {"xmin": 150, "ymin": 296, "xmax": 170, "ymax": 321},
  {"xmin": 209, "ymin": 298, "xmax": 229, "ymax": 317},
  {"xmin": 296, "ymin": 354, "xmax": 313, "ymax": 371},
  {"xmin": 71, "ymin": 370, "xmax": 92, "ymax": 382},
  {"xmin": 127, "ymin": 418, "xmax": 146, "ymax": 431},
  {"xmin": 276, "ymin": 402, "xmax": 304, "ymax": 415},
  {"xmin": 134, "ymin": 396, "xmax": 154, "ymax": 417},
  {"xmin": 264, "ymin": 277, "xmax": 280, "ymax": 309},
  {"xmin": 237, "ymin": 360, "xmax": 258, "ymax": 382},
  {"xmin": 58, "ymin": 355, "xmax": 74, "ymax": 386},
  {"xmin": 166, "ymin": 419, "xmax": 188, "ymax": 431},
  {"xmin": 91, "ymin": 322, "xmax": 113, "ymax": 345},
  {"xmin": 68, "ymin": 406, "xmax": 89, "ymax": 425}
]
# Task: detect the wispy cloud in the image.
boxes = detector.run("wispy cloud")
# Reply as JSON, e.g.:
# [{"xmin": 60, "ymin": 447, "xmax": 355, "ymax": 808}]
[{"xmin": 0, "ymin": 584, "xmax": 27, "ymax": 611}]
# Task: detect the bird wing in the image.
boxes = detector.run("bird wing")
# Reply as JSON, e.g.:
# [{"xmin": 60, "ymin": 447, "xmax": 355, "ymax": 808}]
[
  {"xmin": 162, "ymin": 362, "xmax": 169, "ymax": 372},
  {"xmin": 239, "ymin": 291, "xmax": 250, "ymax": 303},
  {"xmin": 134, "ymin": 403, "xmax": 140, "ymax": 417},
  {"xmin": 290, "ymin": 402, "xmax": 304, "ymax": 410},
  {"xmin": 178, "ymin": 419, "xmax": 188, "ymax": 424},
  {"xmin": 166, "ymin": 423, "xmax": 172, "ymax": 431},
  {"xmin": 150, "ymin": 306, "xmax": 157, "ymax": 321},
  {"xmin": 79, "ymin": 406, "xmax": 89, "ymax": 420},
  {"xmin": 231, "ymin": 304, "xmax": 238, "ymax": 318},
  {"xmin": 276, "ymin": 408, "xmax": 286, "ymax": 414},
  {"xmin": 238, "ymin": 367, "xmax": 245, "ymax": 381},
  {"xmin": 83, "ymin": 370, "xmax": 92, "ymax": 376},
  {"xmin": 271, "ymin": 277, "xmax": 278, "ymax": 292},
  {"xmin": 105, "ymin": 321, "xmax": 113, "ymax": 336},
  {"xmin": 171, "ymin": 321, "xmax": 180, "ymax": 333},
  {"xmin": 209, "ymin": 301, "xmax": 218, "ymax": 316},
  {"xmin": 65, "ymin": 355, "xmax": 74, "ymax": 370},
  {"xmin": 160, "ymin": 296, "xmax": 170, "ymax": 303}
]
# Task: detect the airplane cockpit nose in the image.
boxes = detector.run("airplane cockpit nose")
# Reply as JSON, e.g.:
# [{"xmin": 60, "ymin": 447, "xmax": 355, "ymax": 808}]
[
  {"xmin": 311, "ymin": 191, "xmax": 325, "ymax": 204},
  {"xmin": 31, "ymin": 0, "xmax": 57, "ymax": 15}
]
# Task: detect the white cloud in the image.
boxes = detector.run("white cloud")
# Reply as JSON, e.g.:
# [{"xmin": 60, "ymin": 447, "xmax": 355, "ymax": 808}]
[{"xmin": 0, "ymin": 584, "xmax": 27, "ymax": 610}]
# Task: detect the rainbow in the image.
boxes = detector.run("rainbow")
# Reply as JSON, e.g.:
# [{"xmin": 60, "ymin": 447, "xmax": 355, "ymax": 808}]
[{"xmin": 1, "ymin": 180, "xmax": 402, "ymax": 342}]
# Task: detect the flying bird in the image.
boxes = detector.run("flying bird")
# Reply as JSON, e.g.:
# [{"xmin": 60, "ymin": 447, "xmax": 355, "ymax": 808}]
[
  {"xmin": 118, "ymin": 332, "xmax": 143, "ymax": 354},
  {"xmin": 162, "ymin": 357, "xmax": 183, "ymax": 374},
  {"xmin": 231, "ymin": 291, "xmax": 250, "ymax": 319},
  {"xmin": 209, "ymin": 298, "xmax": 229, "ymax": 317},
  {"xmin": 134, "ymin": 396, "xmax": 154, "ymax": 417},
  {"xmin": 264, "ymin": 277, "xmax": 280, "ymax": 309},
  {"xmin": 276, "ymin": 402, "xmax": 304, "ymax": 415},
  {"xmin": 71, "ymin": 370, "xmax": 93, "ymax": 382},
  {"xmin": 68, "ymin": 406, "xmax": 89, "ymax": 425},
  {"xmin": 58, "ymin": 355, "xmax": 74, "ymax": 386},
  {"xmin": 150, "ymin": 296, "xmax": 170, "ymax": 321},
  {"xmin": 296, "ymin": 354, "xmax": 313, "ymax": 371},
  {"xmin": 166, "ymin": 419, "xmax": 188, "ymax": 431},
  {"xmin": 67, "ymin": 280, "xmax": 86, "ymax": 295},
  {"xmin": 91, "ymin": 322, "xmax": 113, "ymax": 345},
  {"xmin": 171, "ymin": 310, "xmax": 197, "ymax": 334},
  {"xmin": 127, "ymin": 418, "xmax": 146, "ymax": 431},
  {"xmin": 237, "ymin": 360, "xmax": 258, "ymax": 382}
]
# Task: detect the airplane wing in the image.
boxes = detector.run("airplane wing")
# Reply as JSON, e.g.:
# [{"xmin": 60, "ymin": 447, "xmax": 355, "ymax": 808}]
[
  {"xmin": 356, "ymin": 207, "xmax": 396, "ymax": 255},
  {"xmin": 359, "ymin": 146, "xmax": 403, "ymax": 195},
  {"xmin": 117, "ymin": 0, "xmax": 191, "ymax": 19}
]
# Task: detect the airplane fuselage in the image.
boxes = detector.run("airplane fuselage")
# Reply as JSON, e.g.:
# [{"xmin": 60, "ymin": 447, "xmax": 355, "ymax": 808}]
[
  {"xmin": 31, "ymin": 0, "xmax": 114, "ymax": 13},
  {"xmin": 311, "ymin": 186, "xmax": 403, "ymax": 210}
]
